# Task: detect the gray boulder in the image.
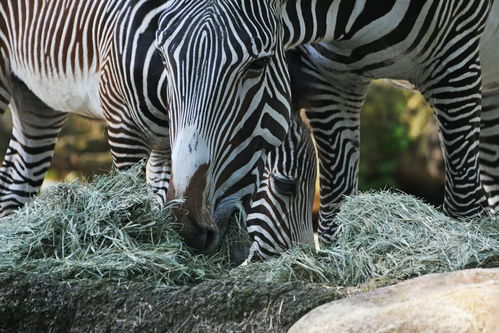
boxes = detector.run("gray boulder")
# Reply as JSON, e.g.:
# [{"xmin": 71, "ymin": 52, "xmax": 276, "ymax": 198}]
[{"xmin": 290, "ymin": 268, "xmax": 499, "ymax": 333}]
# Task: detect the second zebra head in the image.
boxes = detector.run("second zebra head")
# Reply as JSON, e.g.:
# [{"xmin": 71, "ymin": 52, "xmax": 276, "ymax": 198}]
[{"xmin": 247, "ymin": 112, "xmax": 317, "ymax": 261}]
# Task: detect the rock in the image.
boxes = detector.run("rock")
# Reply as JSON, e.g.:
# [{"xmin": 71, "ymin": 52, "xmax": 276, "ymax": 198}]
[{"xmin": 289, "ymin": 268, "xmax": 499, "ymax": 333}]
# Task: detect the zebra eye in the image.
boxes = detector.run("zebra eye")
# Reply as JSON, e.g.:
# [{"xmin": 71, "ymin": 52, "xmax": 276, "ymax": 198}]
[
  {"xmin": 271, "ymin": 174, "xmax": 297, "ymax": 196},
  {"xmin": 245, "ymin": 56, "xmax": 271, "ymax": 78}
]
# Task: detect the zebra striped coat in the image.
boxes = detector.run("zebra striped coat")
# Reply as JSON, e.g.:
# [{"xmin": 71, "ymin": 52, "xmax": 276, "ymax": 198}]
[
  {"xmin": 0, "ymin": 0, "xmax": 316, "ymax": 258},
  {"xmin": 283, "ymin": 0, "xmax": 498, "ymax": 241},
  {"xmin": 154, "ymin": 0, "xmax": 495, "ymax": 249},
  {"xmin": 3, "ymin": 0, "xmax": 495, "ymax": 251}
]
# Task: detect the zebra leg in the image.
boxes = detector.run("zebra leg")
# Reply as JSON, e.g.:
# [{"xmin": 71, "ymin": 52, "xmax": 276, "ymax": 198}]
[
  {"xmin": 479, "ymin": 88, "xmax": 499, "ymax": 211},
  {"xmin": 106, "ymin": 121, "xmax": 151, "ymax": 172},
  {"xmin": 421, "ymin": 51, "xmax": 488, "ymax": 217},
  {"xmin": 0, "ymin": 69, "xmax": 9, "ymax": 116},
  {"xmin": 0, "ymin": 76, "xmax": 68, "ymax": 216},
  {"xmin": 306, "ymin": 80, "xmax": 369, "ymax": 243},
  {"xmin": 104, "ymin": 107, "xmax": 172, "ymax": 207},
  {"xmin": 146, "ymin": 146, "xmax": 171, "ymax": 207}
]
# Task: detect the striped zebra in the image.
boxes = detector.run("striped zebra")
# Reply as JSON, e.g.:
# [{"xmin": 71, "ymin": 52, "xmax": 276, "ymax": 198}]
[
  {"xmin": 3, "ymin": 0, "xmax": 496, "ymax": 253},
  {"xmin": 247, "ymin": 110, "xmax": 317, "ymax": 261},
  {"xmin": 0, "ymin": 0, "xmax": 172, "ymax": 215},
  {"xmin": 156, "ymin": 0, "xmax": 294, "ymax": 253},
  {"xmin": 284, "ymin": 0, "xmax": 499, "ymax": 241},
  {"xmin": 156, "ymin": 0, "xmax": 494, "ymax": 249},
  {"xmin": 0, "ymin": 0, "xmax": 316, "ymax": 257}
]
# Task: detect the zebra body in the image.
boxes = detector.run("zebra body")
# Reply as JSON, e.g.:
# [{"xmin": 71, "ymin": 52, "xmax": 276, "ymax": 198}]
[
  {"xmin": 0, "ymin": 0, "xmax": 316, "ymax": 257},
  {"xmin": 385, "ymin": 6, "xmax": 499, "ymax": 206},
  {"xmin": 280, "ymin": 0, "xmax": 496, "ymax": 241},
  {"xmin": 0, "ymin": 0, "xmax": 172, "ymax": 213}
]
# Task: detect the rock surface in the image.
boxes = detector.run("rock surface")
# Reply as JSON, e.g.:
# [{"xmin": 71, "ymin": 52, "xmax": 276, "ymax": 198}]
[{"xmin": 290, "ymin": 268, "xmax": 499, "ymax": 333}]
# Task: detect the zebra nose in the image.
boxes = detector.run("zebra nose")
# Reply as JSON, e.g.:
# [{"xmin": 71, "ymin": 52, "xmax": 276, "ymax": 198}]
[
  {"xmin": 180, "ymin": 216, "xmax": 220, "ymax": 254},
  {"xmin": 180, "ymin": 221, "xmax": 219, "ymax": 254},
  {"xmin": 167, "ymin": 163, "xmax": 220, "ymax": 253}
]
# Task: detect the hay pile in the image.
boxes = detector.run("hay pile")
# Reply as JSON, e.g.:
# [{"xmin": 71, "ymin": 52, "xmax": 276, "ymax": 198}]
[
  {"xmin": 236, "ymin": 192, "xmax": 498, "ymax": 286},
  {"xmin": 0, "ymin": 165, "xmax": 246, "ymax": 286},
  {"xmin": 0, "ymin": 167, "xmax": 497, "ymax": 288}
]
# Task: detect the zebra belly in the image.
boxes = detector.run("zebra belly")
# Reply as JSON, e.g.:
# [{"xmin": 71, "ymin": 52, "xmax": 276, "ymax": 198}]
[{"xmin": 10, "ymin": 67, "xmax": 103, "ymax": 119}]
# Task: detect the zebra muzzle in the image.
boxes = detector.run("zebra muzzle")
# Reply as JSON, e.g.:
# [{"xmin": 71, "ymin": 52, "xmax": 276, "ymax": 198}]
[
  {"xmin": 168, "ymin": 164, "xmax": 220, "ymax": 253},
  {"xmin": 175, "ymin": 208, "xmax": 220, "ymax": 254}
]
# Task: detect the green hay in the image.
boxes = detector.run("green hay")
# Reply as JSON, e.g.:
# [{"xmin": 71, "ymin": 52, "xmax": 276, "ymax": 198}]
[
  {"xmin": 0, "ymin": 166, "xmax": 497, "ymax": 288},
  {"xmin": 328, "ymin": 192, "xmax": 498, "ymax": 282},
  {"xmin": 0, "ymin": 165, "xmax": 241, "ymax": 286},
  {"xmin": 235, "ymin": 192, "xmax": 498, "ymax": 286}
]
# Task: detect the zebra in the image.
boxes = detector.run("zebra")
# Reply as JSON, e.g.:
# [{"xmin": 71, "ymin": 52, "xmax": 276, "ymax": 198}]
[
  {"xmin": 247, "ymin": 110, "xmax": 317, "ymax": 261},
  {"xmin": 284, "ymin": 0, "xmax": 499, "ymax": 242},
  {"xmin": 0, "ymin": 0, "xmax": 317, "ymax": 257},
  {"xmin": 0, "ymin": 0, "xmax": 172, "ymax": 215},
  {"xmin": 156, "ymin": 0, "xmax": 295, "ymax": 253},
  {"xmin": 156, "ymin": 0, "xmax": 494, "ymax": 248},
  {"xmin": 2, "ymin": 0, "xmax": 495, "ymax": 253},
  {"xmin": 247, "ymin": 51, "xmax": 318, "ymax": 261}
]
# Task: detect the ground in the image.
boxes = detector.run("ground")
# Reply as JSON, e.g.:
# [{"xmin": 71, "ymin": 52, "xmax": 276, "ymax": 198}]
[{"xmin": 0, "ymin": 272, "xmax": 352, "ymax": 333}]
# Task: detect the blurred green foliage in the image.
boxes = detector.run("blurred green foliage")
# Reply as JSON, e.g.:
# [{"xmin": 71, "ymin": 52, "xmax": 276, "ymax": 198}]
[
  {"xmin": 51, "ymin": 115, "xmax": 111, "ymax": 179},
  {"xmin": 359, "ymin": 81, "xmax": 443, "ymax": 203}
]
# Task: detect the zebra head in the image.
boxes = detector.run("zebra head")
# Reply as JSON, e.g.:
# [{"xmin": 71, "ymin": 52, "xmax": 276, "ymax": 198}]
[
  {"xmin": 247, "ymin": 113, "xmax": 317, "ymax": 261},
  {"xmin": 156, "ymin": 0, "xmax": 291, "ymax": 253}
]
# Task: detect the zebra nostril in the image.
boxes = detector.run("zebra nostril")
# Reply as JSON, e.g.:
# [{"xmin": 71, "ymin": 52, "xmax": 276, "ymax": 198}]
[
  {"xmin": 205, "ymin": 228, "xmax": 219, "ymax": 252},
  {"xmin": 180, "ymin": 218, "xmax": 220, "ymax": 254}
]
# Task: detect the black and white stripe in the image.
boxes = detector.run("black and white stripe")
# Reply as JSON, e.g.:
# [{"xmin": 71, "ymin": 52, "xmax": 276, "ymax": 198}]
[
  {"xmin": 247, "ymin": 112, "xmax": 317, "ymax": 261},
  {"xmin": 0, "ymin": 0, "xmax": 317, "ymax": 258},
  {"xmin": 281, "ymin": 0, "xmax": 496, "ymax": 242}
]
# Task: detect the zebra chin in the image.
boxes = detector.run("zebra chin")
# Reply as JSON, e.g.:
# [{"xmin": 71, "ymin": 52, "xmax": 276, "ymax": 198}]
[{"xmin": 167, "ymin": 164, "xmax": 218, "ymax": 254}]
